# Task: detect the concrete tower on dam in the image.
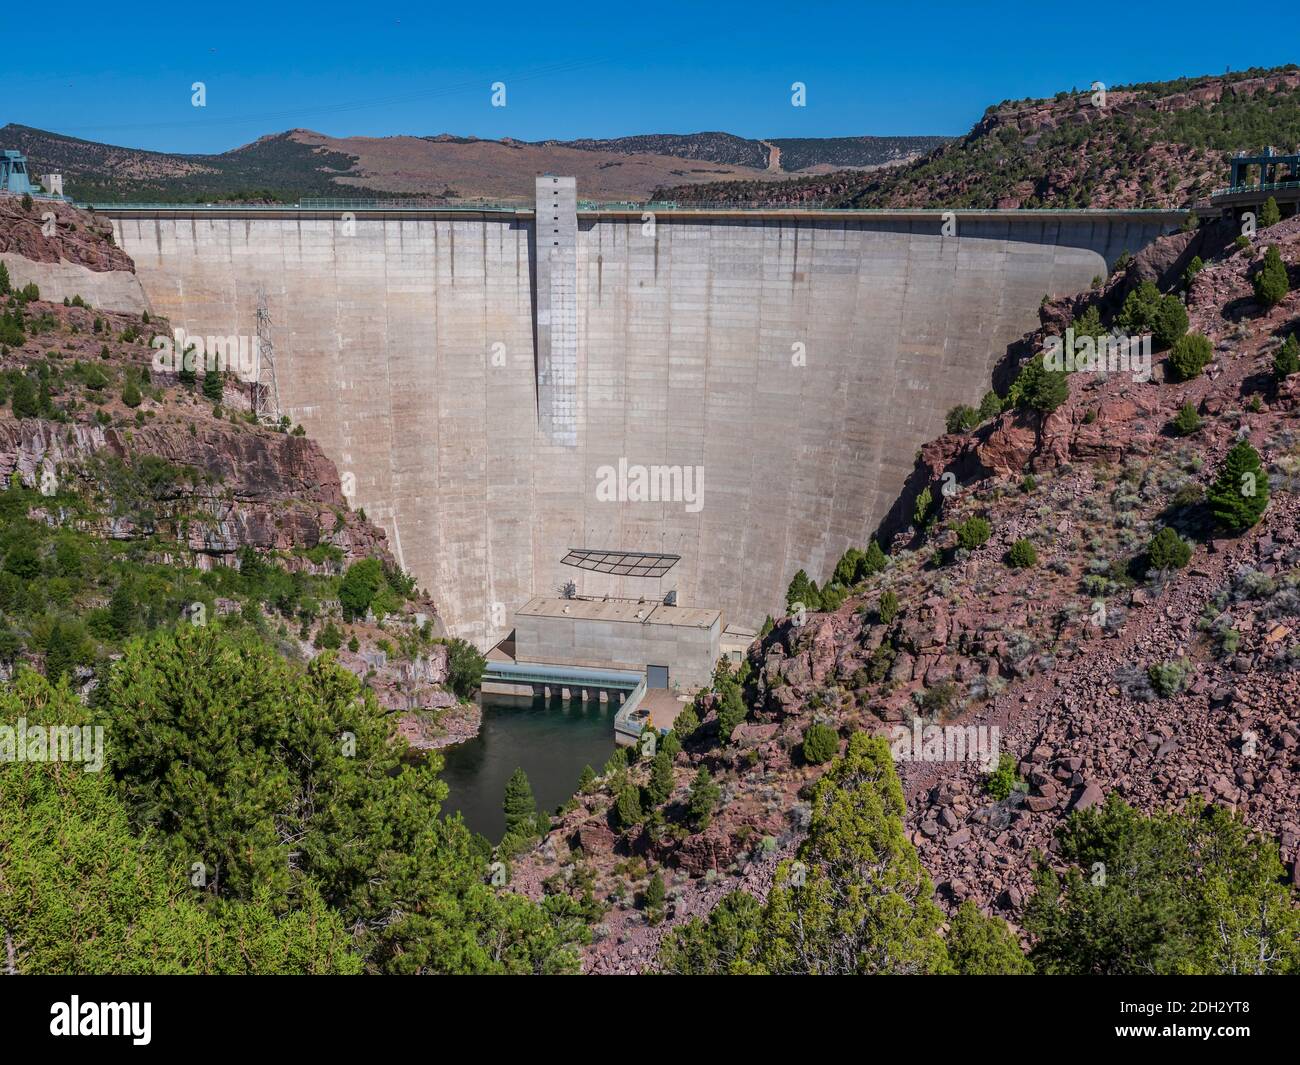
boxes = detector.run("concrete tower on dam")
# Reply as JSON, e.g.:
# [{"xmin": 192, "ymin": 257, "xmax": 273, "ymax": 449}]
[{"xmin": 107, "ymin": 189, "xmax": 1182, "ymax": 646}]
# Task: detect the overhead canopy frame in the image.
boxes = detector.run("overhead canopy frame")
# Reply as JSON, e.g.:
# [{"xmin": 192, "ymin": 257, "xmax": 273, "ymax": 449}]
[{"xmin": 561, "ymin": 548, "xmax": 680, "ymax": 578}]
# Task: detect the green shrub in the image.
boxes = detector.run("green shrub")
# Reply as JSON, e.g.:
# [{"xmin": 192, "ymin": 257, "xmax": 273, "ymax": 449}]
[
  {"xmin": 1147, "ymin": 527, "xmax": 1191, "ymax": 571},
  {"xmin": 1166, "ymin": 332, "xmax": 1212, "ymax": 381},
  {"xmin": 1259, "ymin": 196, "xmax": 1282, "ymax": 228},
  {"xmin": 1007, "ymin": 539, "xmax": 1038, "ymax": 568},
  {"xmin": 1181, "ymin": 255, "xmax": 1204, "ymax": 288},
  {"xmin": 954, "ymin": 515, "xmax": 992, "ymax": 550},
  {"xmin": 614, "ymin": 782, "xmax": 643, "ymax": 830},
  {"xmin": 1207, "ymin": 441, "xmax": 1269, "ymax": 532},
  {"xmin": 1170, "ymin": 402, "xmax": 1202, "ymax": 436},
  {"xmin": 1253, "ymin": 245, "xmax": 1289, "ymax": 308},
  {"xmin": 1147, "ymin": 659, "xmax": 1191, "ymax": 697},
  {"xmin": 338, "ymin": 558, "xmax": 385, "ymax": 620},
  {"xmin": 1011, "ymin": 356, "xmax": 1068, "ymax": 413},
  {"xmin": 1274, "ymin": 334, "xmax": 1299, "ymax": 380},
  {"xmin": 801, "ymin": 722, "xmax": 839, "ymax": 765},
  {"xmin": 877, "ymin": 589, "xmax": 899, "ymax": 624},
  {"xmin": 913, "ymin": 485, "xmax": 933, "ymax": 527},
  {"xmin": 945, "ymin": 404, "xmax": 980, "ymax": 434},
  {"xmin": 984, "ymin": 753, "xmax": 1022, "ymax": 801},
  {"xmin": 686, "ymin": 767, "xmax": 720, "ymax": 831}
]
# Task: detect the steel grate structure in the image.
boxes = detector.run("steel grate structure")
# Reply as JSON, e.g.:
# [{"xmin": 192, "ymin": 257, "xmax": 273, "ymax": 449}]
[{"xmin": 561, "ymin": 548, "xmax": 680, "ymax": 578}]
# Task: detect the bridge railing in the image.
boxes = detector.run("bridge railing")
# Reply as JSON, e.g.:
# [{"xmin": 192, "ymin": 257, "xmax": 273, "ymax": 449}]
[
  {"xmin": 1210, "ymin": 179, "xmax": 1300, "ymax": 199},
  {"xmin": 613, "ymin": 676, "xmax": 650, "ymax": 745}
]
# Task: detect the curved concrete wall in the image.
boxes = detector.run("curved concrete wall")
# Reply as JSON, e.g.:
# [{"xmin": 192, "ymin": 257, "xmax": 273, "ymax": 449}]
[{"xmin": 111, "ymin": 208, "xmax": 1177, "ymax": 644}]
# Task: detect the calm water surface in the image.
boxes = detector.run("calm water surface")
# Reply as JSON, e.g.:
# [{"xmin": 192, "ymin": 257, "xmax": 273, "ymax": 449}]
[{"xmin": 439, "ymin": 691, "xmax": 616, "ymax": 841}]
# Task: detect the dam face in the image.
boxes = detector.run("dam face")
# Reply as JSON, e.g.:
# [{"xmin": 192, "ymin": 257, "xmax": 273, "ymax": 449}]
[{"xmin": 110, "ymin": 199, "xmax": 1179, "ymax": 644}]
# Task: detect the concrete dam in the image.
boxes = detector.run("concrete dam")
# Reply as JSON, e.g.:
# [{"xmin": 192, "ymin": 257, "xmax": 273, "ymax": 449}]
[{"xmin": 105, "ymin": 186, "xmax": 1182, "ymax": 644}]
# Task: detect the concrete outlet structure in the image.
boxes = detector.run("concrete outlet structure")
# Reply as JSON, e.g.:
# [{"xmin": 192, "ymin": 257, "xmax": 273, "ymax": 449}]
[
  {"xmin": 105, "ymin": 190, "xmax": 1183, "ymax": 645},
  {"xmin": 513, "ymin": 596, "xmax": 721, "ymax": 691}
]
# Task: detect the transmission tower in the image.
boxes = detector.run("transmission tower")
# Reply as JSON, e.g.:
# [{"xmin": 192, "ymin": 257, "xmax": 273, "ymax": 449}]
[{"xmin": 254, "ymin": 287, "xmax": 283, "ymax": 426}]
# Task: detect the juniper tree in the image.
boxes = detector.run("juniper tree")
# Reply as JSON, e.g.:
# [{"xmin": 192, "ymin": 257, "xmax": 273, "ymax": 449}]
[
  {"xmin": 1253, "ymin": 245, "xmax": 1289, "ymax": 308},
  {"xmin": 1208, "ymin": 441, "xmax": 1269, "ymax": 532}
]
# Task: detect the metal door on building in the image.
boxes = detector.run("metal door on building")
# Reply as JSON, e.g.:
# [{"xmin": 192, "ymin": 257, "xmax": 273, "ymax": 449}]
[{"xmin": 647, "ymin": 664, "xmax": 669, "ymax": 689}]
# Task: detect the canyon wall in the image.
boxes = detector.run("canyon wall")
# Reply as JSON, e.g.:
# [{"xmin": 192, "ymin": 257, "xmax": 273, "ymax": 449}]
[{"xmin": 109, "ymin": 205, "xmax": 1180, "ymax": 644}]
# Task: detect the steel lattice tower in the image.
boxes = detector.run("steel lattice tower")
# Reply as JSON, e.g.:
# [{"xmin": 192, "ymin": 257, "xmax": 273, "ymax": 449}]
[{"xmin": 254, "ymin": 287, "xmax": 283, "ymax": 426}]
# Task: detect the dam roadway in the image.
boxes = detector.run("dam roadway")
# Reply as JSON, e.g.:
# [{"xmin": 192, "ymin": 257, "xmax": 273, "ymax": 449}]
[{"xmin": 100, "ymin": 194, "xmax": 1184, "ymax": 644}]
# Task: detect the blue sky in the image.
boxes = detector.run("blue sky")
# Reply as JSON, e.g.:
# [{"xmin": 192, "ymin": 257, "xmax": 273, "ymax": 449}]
[{"xmin": 1, "ymin": 1, "xmax": 1293, "ymax": 154}]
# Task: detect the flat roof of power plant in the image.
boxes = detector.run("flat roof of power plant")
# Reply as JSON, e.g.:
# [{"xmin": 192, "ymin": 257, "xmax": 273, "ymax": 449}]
[{"xmin": 516, "ymin": 596, "xmax": 720, "ymax": 630}]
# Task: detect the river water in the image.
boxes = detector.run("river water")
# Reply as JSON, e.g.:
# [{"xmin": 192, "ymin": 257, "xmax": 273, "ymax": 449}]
[{"xmin": 438, "ymin": 691, "xmax": 617, "ymax": 841}]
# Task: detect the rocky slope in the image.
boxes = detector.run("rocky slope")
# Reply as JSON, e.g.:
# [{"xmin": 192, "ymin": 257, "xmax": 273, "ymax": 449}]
[
  {"xmin": 0, "ymin": 195, "xmax": 468, "ymax": 733},
  {"xmin": 655, "ymin": 65, "xmax": 1300, "ymax": 208},
  {"xmin": 510, "ymin": 212, "xmax": 1300, "ymax": 973}
]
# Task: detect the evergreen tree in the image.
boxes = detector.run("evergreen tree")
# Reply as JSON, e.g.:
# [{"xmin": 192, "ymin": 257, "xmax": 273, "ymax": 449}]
[
  {"xmin": 687, "ymin": 767, "xmax": 720, "ymax": 831},
  {"xmin": 503, "ymin": 767, "xmax": 538, "ymax": 838},
  {"xmin": 11, "ymin": 375, "xmax": 38, "ymax": 419},
  {"xmin": 661, "ymin": 734, "xmax": 1007, "ymax": 974},
  {"xmin": 614, "ymin": 781, "xmax": 643, "ymax": 830},
  {"xmin": 202, "ymin": 367, "xmax": 225, "ymax": 402},
  {"xmin": 1170, "ymin": 402, "xmax": 1202, "ymax": 436},
  {"xmin": 1166, "ymin": 331, "xmax": 1212, "ymax": 381},
  {"xmin": 0, "ymin": 261, "xmax": 9, "ymax": 295},
  {"xmin": 0, "ymin": 672, "xmax": 362, "ymax": 975},
  {"xmin": 801, "ymin": 722, "xmax": 839, "ymax": 765},
  {"xmin": 947, "ymin": 900, "xmax": 1033, "ymax": 974},
  {"xmin": 577, "ymin": 764, "xmax": 596, "ymax": 791},
  {"xmin": 104, "ymin": 626, "xmax": 585, "ymax": 974},
  {"xmin": 785, "ymin": 568, "xmax": 816, "ymax": 612},
  {"xmin": 122, "ymin": 378, "xmax": 143, "ymax": 408},
  {"xmin": 1274, "ymin": 333, "xmax": 1299, "ymax": 380},
  {"xmin": 646, "ymin": 749, "xmax": 674, "ymax": 806},
  {"xmin": 878, "ymin": 589, "xmax": 900, "ymax": 624},
  {"xmin": 1259, "ymin": 195, "xmax": 1282, "ymax": 228},
  {"xmin": 108, "ymin": 583, "xmax": 135, "ymax": 638},
  {"xmin": 913, "ymin": 485, "xmax": 933, "ymax": 527},
  {"xmin": 1253, "ymin": 245, "xmax": 1289, "ymax": 308},
  {"xmin": 643, "ymin": 872, "xmax": 666, "ymax": 925},
  {"xmin": 1207, "ymin": 441, "xmax": 1269, "ymax": 532},
  {"xmin": 1147, "ymin": 527, "xmax": 1192, "ymax": 571},
  {"xmin": 338, "ymin": 557, "xmax": 385, "ymax": 619},
  {"xmin": 860, "ymin": 539, "xmax": 886, "ymax": 577},
  {"xmin": 1024, "ymin": 794, "xmax": 1299, "ymax": 975}
]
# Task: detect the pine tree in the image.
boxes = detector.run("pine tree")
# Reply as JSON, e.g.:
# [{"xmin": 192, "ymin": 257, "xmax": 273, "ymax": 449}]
[
  {"xmin": 1274, "ymin": 334, "xmax": 1299, "ymax": 380},
  {"xmin": 202, "ymin": 367, "xmax": 225, "ymax": 402},
  {"xmin": 11, "ymin": 375, "xmax": 38, "ymax": 418},
  {"xmin": 646, "ymin": 750, "xmax": 675, "ymax": 806},
  {"xmin": 1253, "ymin": 245, "xmax": 1289, "ymax": 308},
  {"xmin": 108, "ymin": 583, "xmax": 135, "ymax": 638},
  {"xmin": 1259, "ymin": 195, "xmax": 1282, "ymax": 228},
  {"xmin": 503, "ymin": 767, "xmax": 538, "ymax": 838},
  {"xmin": 0, "ymin": 260, "xmax": 10, "ymax": 295},
  {"xmin": 122, "ymin": 378, "xmax": 143, "ymax": 408},
  {"xmin": 1208, "ymin": 441, "xmax": 1269, "ymax": 532},
  {"xmin": 687, "ymin": 767, "xmax": 720, "ymax": 831},
  {"xmin": 860, "ymin": 539, "xmax": 886, "ymax": 577},
  {"xmin": 947, "ymin": 900, "xmax": 1033, "ymax": 974}
]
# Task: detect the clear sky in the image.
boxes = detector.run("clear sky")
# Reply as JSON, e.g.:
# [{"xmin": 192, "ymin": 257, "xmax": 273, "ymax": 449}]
[{"xmin": 1, "ymin": 0, "xmax": 1293, "ymax": 154}]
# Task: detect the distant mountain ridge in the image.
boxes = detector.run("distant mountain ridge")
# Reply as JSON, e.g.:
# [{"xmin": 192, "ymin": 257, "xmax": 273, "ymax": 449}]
[{"xmin": 0, "ymin": 124, "xmax": 949, "ymax": 204}]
